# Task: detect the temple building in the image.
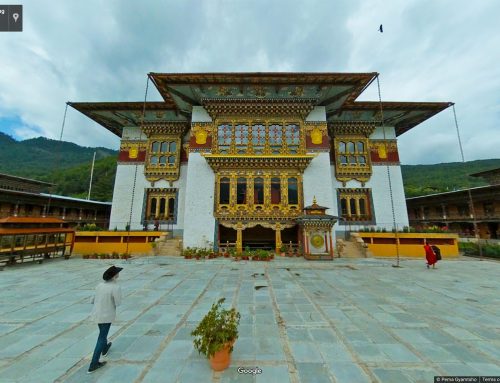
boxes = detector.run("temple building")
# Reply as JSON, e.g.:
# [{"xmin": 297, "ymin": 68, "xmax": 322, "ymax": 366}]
[{"xmin": 69, "ymin": 72, "xmax": 451, "ymax": 253}]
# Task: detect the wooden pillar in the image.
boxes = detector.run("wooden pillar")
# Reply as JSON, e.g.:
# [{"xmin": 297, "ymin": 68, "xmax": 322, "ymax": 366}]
[
  {"xmin": 275, "ymin": 223, "xmax": 282, "ymax": 254},
  {"xmin": 236, "ymin": 223, "xmax": 243, "ymax": 254},
  {"xmin": 304, "ymin": 230, "xmax": 309, "ymax": 256},
  {"xmin": 324, "ymin": 231, "xmax": 328, "ymax": 253},
  {"xmin": 155, "ymin": 197, "xmax": 160, "ymax": 218},
  {"xmin": 329, "ymin": 231, "xmax": 334, "ymax": 257}
]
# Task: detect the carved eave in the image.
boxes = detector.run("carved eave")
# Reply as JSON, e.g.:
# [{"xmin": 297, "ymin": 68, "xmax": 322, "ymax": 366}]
[
  {"xmin": 202, "ymin": 155, "xmax": 316, "ymax": 172},
  {"xmin": 335, "ymin": 173, "xmax": 372, "ymax": 186},
  {"xmin": 145, "ymin": 170, "xmax": 180, "ymax": 184},
  {"xmin": 296, "ymin": 216, "xmax": 338, "ymax": 230},
  {"xmin": 202, "ymin": 99, "xmax": 316, "ymax": 119},
  {"xmin": 219, "ymin": 220, "xmax": 296, "ymax": 229},
  {"xmin": 142, "ymin": 122, "xmax": 189, "ymax": 137},
  {"xmin": 328, "ymin": 121, "xmax": 376, "ymax": 137}
]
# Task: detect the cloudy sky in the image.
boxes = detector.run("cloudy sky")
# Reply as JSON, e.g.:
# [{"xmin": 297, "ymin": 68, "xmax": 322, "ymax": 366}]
[{"xmin": 0, "ymin": 0, "xmax": 498, "ymax": 165}]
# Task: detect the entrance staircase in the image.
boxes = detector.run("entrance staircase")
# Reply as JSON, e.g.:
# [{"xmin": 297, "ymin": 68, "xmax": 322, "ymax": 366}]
[
  {"xmin": 154, "ymin": 234, "xmax": 181, "ymax": 256},
  {"xmin": 336, "ymin": 233, "xmax": 372, "ymax": 258}
]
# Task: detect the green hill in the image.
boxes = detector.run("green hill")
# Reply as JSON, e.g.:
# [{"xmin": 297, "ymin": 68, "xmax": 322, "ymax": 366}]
[
  {"xmin": 401, "ymin": 159, "xmax": 500, "ymax": 197},
  {"xmin": 0, "ymin": 132, "xmax": 117, "ymax": 201},
  {"xmin": 0, "ymin": 132, "xmax": 117, "ymax": 179}
]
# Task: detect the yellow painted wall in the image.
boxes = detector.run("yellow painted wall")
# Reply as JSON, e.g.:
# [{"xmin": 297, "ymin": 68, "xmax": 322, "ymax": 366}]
[
  {"xmin": 73, "ymin": 231, "xmax": 165, "ymax": 255},
  {"xmin": 357, "ymin": 232, "xmax": 459, "ymax": 257}
]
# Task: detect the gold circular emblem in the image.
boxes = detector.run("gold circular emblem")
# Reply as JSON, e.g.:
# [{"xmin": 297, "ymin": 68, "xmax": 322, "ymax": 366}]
[{"xmin": 310, "ymin": 234, "xmax": 324, "ymax": 248}]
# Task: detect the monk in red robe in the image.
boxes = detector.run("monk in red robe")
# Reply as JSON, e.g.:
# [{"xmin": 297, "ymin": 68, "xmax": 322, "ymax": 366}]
[{"xmin": 424, "ymin": 241, "xmax": 437, "ymax": 269}]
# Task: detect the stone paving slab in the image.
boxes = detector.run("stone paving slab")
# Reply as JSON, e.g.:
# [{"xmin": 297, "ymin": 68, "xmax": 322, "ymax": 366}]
[{"xmin": 0, "ymin": 256, "xmax": 499, "ymax": 382}]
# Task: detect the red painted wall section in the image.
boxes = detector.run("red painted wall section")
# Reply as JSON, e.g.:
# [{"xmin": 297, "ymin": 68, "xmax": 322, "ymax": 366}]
[
  {"xmin": 370, "ymin": 146, "xmax": 400, "ymax": 163},
  {"xmin": 118, "ymin": 150, "xmax": 146, "ymax": 162},
  {"xmin": 305, "ymin": 134, "xmax": 330, "ymax": 150},
  {"xmin": 188, "ymin": 135, "xmax": 212, "ymax": 150}
]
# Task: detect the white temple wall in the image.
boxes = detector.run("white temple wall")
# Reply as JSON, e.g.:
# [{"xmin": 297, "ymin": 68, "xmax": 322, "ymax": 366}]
[
  {"xmin": 182, "ymin": 153, "xmax": 216, "ymax": 248},
  {"xmin": 109, "ymin": 164, "xmax": 149, "ymax": 230},
  {"xmin": 330, "ymin": 165, "xmax": 409, "ymax": 231},
  {"xmin": 182, "ymin": 106, "xmax": 216, "ymax": 248},
  {"xmin": 369, "ymin": 165, "xmax": 409, "ymax": 229},
  {"xmin": 303, "ymin": 152, "xmax": 336, "ymax": 239}
]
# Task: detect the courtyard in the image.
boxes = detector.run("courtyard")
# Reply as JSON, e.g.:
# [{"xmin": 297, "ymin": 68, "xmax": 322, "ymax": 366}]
[{"xmin": 0, "ymin": 256, "xmax": 499, "ymax": 383}]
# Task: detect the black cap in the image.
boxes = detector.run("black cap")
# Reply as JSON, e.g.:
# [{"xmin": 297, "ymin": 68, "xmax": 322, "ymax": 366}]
[{"xmin": 103, "ymin": 265, "xmax": 123, "ymax": 281}]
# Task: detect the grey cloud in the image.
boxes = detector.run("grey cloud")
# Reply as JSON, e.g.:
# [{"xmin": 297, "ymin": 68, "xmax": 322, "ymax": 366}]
[{"xmin": 0, "ymin": 0, "xmax": 498, "ymax": 163}]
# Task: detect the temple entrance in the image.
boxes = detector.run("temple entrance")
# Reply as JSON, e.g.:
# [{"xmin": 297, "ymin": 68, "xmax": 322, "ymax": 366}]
[
  {"xmin": 242, "ymin": 225, "xmax": 275, "ymax": 250},
  {"xmin": 282, "ymin": 225, "xmax": 299, "ymax": 245},
  {"xmin": 218, "ymin": 222, "xmax": 299, "ymax": 253},
  {"xmin": 219, "ymin": 225, "xmax": 237, "ymax": 245}
]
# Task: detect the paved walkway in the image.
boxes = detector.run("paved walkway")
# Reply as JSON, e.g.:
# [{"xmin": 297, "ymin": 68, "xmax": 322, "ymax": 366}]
[{"xmin": 0, "ymin": 256, "xmax": 499, "ymax": 383}]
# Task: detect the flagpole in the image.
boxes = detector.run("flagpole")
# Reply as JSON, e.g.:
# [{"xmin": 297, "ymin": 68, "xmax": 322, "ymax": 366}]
[{"xmin": 87, "ymin": 151, "xmax": 96, "ymax": 200}]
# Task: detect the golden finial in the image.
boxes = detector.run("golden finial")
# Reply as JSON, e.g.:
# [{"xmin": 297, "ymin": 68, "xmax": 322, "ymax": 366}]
[{"xmin": 313, "ymin": 196, "xmax": 317, "ymax": 205}]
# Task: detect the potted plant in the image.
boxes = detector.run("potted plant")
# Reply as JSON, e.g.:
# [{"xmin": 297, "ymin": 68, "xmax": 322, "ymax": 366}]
[
  {"xmin": 191, "ymin": 298, "xmax": 240, "ymax": 371},
  {"xmin": 182, "ymin": 247, "xmax": 193, "ymax": 259},
  {"xmin": 280, "ymin": 244, "xmax": 287, "ymax": 256}
]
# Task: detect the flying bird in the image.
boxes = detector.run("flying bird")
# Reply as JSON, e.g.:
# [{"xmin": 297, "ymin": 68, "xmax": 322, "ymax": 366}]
[{"xmin": 379, "ymin": 24, "xmax": 383, "ymax": 33}]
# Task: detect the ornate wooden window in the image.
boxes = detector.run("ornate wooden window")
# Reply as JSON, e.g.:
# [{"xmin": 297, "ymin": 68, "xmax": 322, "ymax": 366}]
[
  {"xmin": 215, "ymin": 172, "xmax": 302, "ymax": 219},
  {"xmin": 253, "ymin": 177, "xmax": 264, "ymax": 205},
  {"xmin": 214, "ymin": 120, "xmax": 303, "ymax": 155},
  {"xmin": 251, "ymin": 124, "xmax": 266, "ymax": 154},
  {"xmin": 287, "ymin": 177, "xmax": 298, "ymax": 205},
  {"xmin": 236, "ymin": 178, "xmax": 247, "ymax": 204},
  {"xmin": 338, "ymin": 188, "xmax": 372, "ymax": 222},
  {"xmin": 285, "ymin": 124, "xmax": 300, "ymax": 153},
  {"xmin": 217, "ymin": 123, "xmax": 232, "ymax": 153},
  {"xmin": 337, "ymin": 139, "xmax": 368, "ymax": 166},
  {"xmin": 235, "ymin": 124, "xmax": 249, "ymax": 154},
  {"xmin": 149, "ymin": 140, "xmax": 177, "ymax": 166},
  {"xmin": 219, "ymin": 177, "xmax": 230, "ymax": 204},
  {"xmin": 145, "ymin": 135, "xmax": 181, "ymax": 183},
  {"xmin": 145, "ymin": 188, "xmax": 176, "ymax": 221},
  {"xmin": 333, "ymin": 136, "xmax": 372, "ymax": 184},
  {"xmin": 271, "ymin": 177, "xmax": 281, "ymax": 204}
]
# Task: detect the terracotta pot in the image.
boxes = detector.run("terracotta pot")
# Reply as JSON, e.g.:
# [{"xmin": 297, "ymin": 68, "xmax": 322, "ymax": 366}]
[{"xmin": 209, "ymin": 343, "xmax": 233, "ymax": 371}]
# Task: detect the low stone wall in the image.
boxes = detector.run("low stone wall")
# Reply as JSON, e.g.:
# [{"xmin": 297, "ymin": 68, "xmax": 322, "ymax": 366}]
[
  {"xmin": 356, "ymin": 232, "xmax": 459, "ymax": 257},
  {"xmin": 74, "ymin": 231, "xmax": 166, "ymax": 255}
]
